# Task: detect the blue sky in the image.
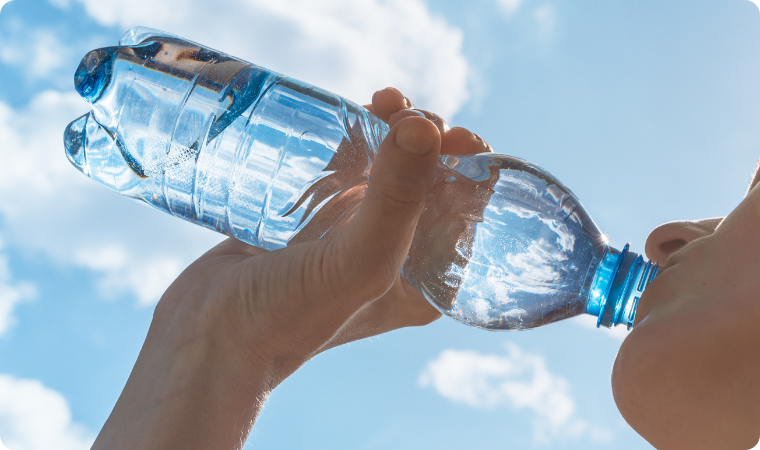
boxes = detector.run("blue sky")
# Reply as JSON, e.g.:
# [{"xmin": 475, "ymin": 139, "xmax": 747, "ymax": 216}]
[{"xmin": 0, "ymin": 0, "xmax": 759, "ymax": 449}]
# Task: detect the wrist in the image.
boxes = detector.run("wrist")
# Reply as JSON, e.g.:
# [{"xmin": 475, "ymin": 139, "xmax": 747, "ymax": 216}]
[{"xmin": 93, "ymin": 309, "xmax": 276, "ymax": 450}]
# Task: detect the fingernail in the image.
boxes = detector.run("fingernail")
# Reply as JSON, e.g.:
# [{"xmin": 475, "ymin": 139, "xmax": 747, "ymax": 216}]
[
  {"xmin": 393, "ymin": 109, "xmax": 426, "ymax": 119},
  {"xmin": 413, "ymin": 109, "xmax": 449, "ymax": 134},
  {"xmin": 395, "ymin": 119, "xmax": 435, "ymax": 156},
  {"xmin": 473, "ymin": 133, "xmax": 493, "ymax": 152},
  {"xmin": 404, "ymin": 96, "xmax": 415, "ymax": 109}
]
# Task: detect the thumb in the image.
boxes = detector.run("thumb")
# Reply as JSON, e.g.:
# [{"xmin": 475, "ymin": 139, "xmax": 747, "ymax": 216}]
[{"xmin": 334, "ymin": 116, "xmax": 441, "ymax": 300}]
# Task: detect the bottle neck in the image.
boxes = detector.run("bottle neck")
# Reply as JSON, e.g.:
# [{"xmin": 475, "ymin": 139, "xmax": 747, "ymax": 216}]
[{"xmin": 585, "ymin": 244, "xmax": 660, "ymax": 329}]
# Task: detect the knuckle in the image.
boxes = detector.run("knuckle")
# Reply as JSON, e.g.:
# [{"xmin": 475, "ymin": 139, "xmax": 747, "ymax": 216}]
[{"xmin": 376, "ymin": 173, "xmax": 428, "ymax": 215}]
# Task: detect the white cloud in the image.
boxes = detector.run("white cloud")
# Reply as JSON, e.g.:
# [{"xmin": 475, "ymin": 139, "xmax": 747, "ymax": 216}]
[
  {"xmin": 54, "ymin": 0, "xmax": 469, "ymax": 119},
  {"xmin": 0, "ymin": 91, "xmax": 223, "ymax": 306},
  {"xmin": 74, "ymin": 248, "xmax": 183, "ymax": 306},
  {"xmin": 419, "ymin": 343, "xmax": 612, "ymax": 444},
  {"xmin": 0, "ymin": 374, "xmax": 94, "ymax": 450},
  {"xmin": 494, "ymin": 0, "xmax": 558, "ymax": 40},
  {"xmin": 0, "ymin": 21, "xmax": 72, "ymax": 80},
  {"xmin": 497, "ymin": 0, "xmax": 524, "ymax": 16},
  {"xmin": 573, "ymin": 314, "xmax": 630, "ymax": 341},
  {"xmin": 0, "ymin": 247, "xmax": 36, "ymax": 336}
]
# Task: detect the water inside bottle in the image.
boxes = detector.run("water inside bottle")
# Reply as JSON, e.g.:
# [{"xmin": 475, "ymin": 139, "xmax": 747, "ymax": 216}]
[
  {"xmin": 403, "ymin": 154, "xmax": 608, "ymax": 330},
  {"xmin": 66, "ymin": 28, "xmax": 616, "ymax": 331}
]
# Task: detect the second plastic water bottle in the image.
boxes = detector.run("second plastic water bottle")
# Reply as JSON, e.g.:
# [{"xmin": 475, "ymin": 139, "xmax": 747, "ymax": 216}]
[{"xmin": 65, "ymin": 27, "xmax": 659, "ymax": 331}]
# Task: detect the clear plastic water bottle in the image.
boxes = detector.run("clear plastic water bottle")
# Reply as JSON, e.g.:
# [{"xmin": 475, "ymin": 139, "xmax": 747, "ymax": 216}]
[{"xmin": 64, "ymin": 27, "xmax": 659, "ymax": 331}]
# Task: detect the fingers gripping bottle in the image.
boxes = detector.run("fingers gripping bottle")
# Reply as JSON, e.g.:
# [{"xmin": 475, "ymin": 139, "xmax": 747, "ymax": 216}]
[{"xmin": 65, "ymin": 27, "xmax": 660, "ymax": 331}]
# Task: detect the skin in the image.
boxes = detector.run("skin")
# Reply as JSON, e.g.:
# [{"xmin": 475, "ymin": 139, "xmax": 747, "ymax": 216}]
[
  {"xmin": 92, "ymin": 86, "xmax": 760, "ymax": 450},
  {"xmin": 91, "ymin": 88, "xmax": 491, "ymax": 450},
  {"xmin": 612, "ymin": 171, "xmax": 760, "ymax": 449}
]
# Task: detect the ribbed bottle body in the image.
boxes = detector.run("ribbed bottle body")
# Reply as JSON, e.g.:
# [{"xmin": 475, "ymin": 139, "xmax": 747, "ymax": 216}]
[{"xmin": 65, "ymin": 28, "xmax": 387, "ymax": 250}]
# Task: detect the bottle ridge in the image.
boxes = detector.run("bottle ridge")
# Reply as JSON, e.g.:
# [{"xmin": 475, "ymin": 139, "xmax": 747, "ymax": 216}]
[{"xmin": 65, "ymin": 27, "xmax": 659, "ymax": 331}]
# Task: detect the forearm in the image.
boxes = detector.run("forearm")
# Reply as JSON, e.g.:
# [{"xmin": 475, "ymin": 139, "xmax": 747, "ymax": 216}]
[{"xmin": 92, "ymin": 315, "xmax": 276, "ymax": 450}]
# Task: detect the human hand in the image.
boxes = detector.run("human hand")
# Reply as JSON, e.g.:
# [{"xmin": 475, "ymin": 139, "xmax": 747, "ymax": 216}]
[
  {"xmin": 611, "ymin": 181, "xmax": 760, "ymax": 449},
  {"xmin": 91, "ymin": 87, "xmax": 493, "ymax": 450}
]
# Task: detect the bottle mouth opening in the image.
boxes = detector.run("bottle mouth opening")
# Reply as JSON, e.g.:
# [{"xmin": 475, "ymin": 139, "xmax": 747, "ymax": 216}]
[{"xmin": 596, "ymin": 245, "xmax": 660, "ymax": 329}]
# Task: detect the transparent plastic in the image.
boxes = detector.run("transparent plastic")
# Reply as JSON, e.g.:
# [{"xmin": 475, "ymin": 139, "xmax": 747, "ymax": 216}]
[{"xmin": 64, "ymin": 27, "xmax": 659, "ymax": 331}]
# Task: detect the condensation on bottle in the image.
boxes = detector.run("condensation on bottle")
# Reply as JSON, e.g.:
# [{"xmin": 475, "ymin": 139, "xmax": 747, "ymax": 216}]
[{"xmin": 65, "ymin": 27, "xmax": 659, "ymax": 332}]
